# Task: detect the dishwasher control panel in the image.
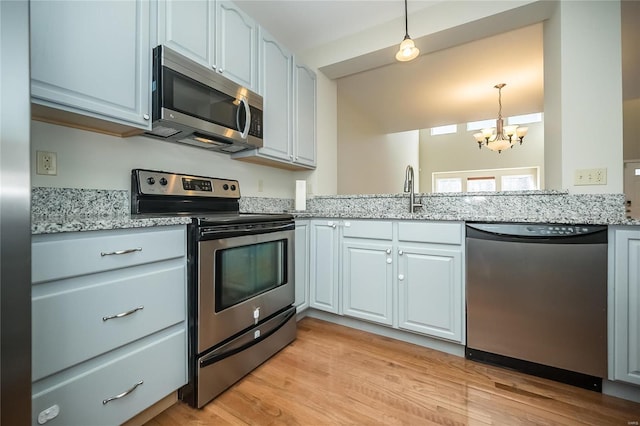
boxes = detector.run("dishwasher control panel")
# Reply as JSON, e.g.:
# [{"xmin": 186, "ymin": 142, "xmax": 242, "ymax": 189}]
[
  {"xmin": 526, "ymin": 225, "xmax": 592, "ymax": 235},
  {"xmin": 466, "ymin": 223, "xmax": 607, "ymax": 239}
]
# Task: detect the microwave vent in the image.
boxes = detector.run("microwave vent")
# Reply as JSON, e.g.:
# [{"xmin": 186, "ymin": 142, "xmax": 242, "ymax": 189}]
[{"xmin": 148, "ymin": 126, "xmax": 181, "ymax": 138}]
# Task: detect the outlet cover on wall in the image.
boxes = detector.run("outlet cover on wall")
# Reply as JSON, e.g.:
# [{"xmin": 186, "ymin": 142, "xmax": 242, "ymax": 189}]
[{"xmin": 36, "ymin": 151, "xmax": 57, "ymax": 175}]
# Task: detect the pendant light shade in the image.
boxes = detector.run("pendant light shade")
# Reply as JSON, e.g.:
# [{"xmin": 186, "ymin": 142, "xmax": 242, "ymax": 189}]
[{"xmin": 396, "ymin": 0, "xmax": 419, "ymax": 62}]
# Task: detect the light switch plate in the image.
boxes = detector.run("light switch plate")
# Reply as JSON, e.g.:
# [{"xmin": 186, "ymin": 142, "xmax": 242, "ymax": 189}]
[{"xmin": 574, "ymin": 168, "xmax": 606, "ymax": 185}]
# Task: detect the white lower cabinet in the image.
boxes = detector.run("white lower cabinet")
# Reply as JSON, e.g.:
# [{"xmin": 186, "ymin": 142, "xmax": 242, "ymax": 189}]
[
  {"xmin": 295, "ymin": 220, "xmax": 310, "ymax": 312},
  {"xmin": 309, "ymin": 220, "xmax": 341, "ymax": 314},
  {"xmin": 309, "ymin": 219, "xmax": 464, "ymax": 343},
  {"xmin": 397, "ymin": 244, "xmax": 462, "ymax": 341},
  {"xmin": 611, "ymin": 226, "xmax": 640, "ymax": 386},
  {"xmin": 342, "ymin": 220, "xmax": 394, "ymax": 325},
  {"xmin": 342, "ymin": 239, "xmax": 394, "ymax": 325},
  {"xmin": 31, "ymin": 226, "xmax": 188, "ymax": 426}
]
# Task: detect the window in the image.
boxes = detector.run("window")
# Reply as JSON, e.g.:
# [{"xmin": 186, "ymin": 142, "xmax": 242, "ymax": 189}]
[
  {"xmin": 430, "ymin": 124, "xmax": 457, "ymax": 136},
  {"xmin": 508, "ymin": 113, "xmax": 542, "ymax": 125},
  {"xmin": 467, "ymin": 177, "xmax": 496, "ymax": 192},
  {"xmin": 467, "ymin": 119, "xmax": 495, "ymax": 132},
  {"xmin": 435, "ymin": 178, "xmax": 462, "ymax": 193},
  {"xmin": 432, "ymin": 166, "xmax": 540, "ymax": 193},
  {"xmin": 501, "ymin": 174, "xmax": 536, "ymax": 191}
]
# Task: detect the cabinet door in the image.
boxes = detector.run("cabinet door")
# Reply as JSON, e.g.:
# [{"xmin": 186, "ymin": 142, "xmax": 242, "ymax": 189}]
[
  {"xmin": 293, "ymin": 61, "xmax": 316, "ymax": 168},
  {"xmin": 342, "ymin": 240, "xmax": 393, "ymax": 325},
  {"xmin": 216, "ymin": 0, "xmax": 257, "ymax": 90},
  {"xmin": 157, "ymin": 0, "xmax": 215, "ymax": 68},
  {"xmin": 257, "ymin": 28, "xmax": 293, "ymax": 162},
  {"xmin": 30, "ymin": 0, "xmax": 151, "ymax": 129},
  {"xmin": 309, "ymin": 221, "xmax": 339, "ymax": 314},
  {"xmin": 295, "ymin": 220, "xmax": 310, "ymax": 312},
  {"xmin": 397, "ymin": 245, "xmax": 463, "ymax": 342},
  {"xmin": 613, "ymin": 228, "xmax": 640, "ymax": 385}
]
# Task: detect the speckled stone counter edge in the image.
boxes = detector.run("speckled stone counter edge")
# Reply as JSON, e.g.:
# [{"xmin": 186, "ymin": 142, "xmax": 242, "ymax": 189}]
[{"xmin": 31, "ymin": 187, "xmax": 632, "ymax": 234}]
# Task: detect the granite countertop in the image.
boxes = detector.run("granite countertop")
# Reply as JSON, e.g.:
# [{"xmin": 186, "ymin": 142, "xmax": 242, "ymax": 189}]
[
  {"xmin": 31, "ymin": 214, "xmax": 193, "ymax": 235},
  {"xmin": 31, "ymin": 188, "xmax": 296, "ymax": 235},
  {"xmin": 31, "ymin": 187, "xmax": 635, "ymax": 235}
]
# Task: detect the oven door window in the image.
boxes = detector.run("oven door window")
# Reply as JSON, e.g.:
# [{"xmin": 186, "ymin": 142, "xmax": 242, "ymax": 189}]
[{"xmin": 215, "ymin": 239, "xmax": 287, "ymax": 312}]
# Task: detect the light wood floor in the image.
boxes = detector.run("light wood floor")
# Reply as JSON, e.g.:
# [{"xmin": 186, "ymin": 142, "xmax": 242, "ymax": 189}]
[{"xmin": 145, "ymin": 317, "xmax": 640, "ymax": 425}]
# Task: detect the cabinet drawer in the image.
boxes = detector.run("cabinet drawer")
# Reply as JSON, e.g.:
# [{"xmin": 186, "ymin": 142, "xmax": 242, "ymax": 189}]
[
  {"xmin": 398, "ymin": 221, "xmax": 463, "ymax": 245},
  {"xmin": 32, "ymin": 226, "xmax": 186, "ymax": 283},
  {"xmin": 342, "ymin": 220, "xmax": 393, "ymax": 240},
  {"xmin": 32, "ymin": 327, "xmax": 187, "ymax": 426},
  {"xmin": 32, "ymin": 261, "xmax": 186, "ymax": 381}
]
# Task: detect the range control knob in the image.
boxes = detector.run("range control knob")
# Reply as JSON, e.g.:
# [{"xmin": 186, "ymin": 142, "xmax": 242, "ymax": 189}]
[
  {"xmin": 159, "ymin": 177, "xmax": 168, "ymax": 186},
  {"xmin": 146, "ymin": 177, "xmax": 155, "ymax": 185},
  {"xmin": 223, "ymin": 184, "xmax": 229, "ymax": 190},
  {"xmin": 230, "ymin": 184, "xmax": 236, "ymax": 191}
]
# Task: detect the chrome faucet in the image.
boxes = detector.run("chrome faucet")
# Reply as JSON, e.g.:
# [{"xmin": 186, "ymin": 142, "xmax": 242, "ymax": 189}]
[{"xmin": 403, "ymin": 165, "xmax": 423, "ymax": 213}]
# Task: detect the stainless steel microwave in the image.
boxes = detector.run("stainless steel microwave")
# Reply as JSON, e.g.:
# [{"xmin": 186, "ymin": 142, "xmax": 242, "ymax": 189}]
[{"xmin": 145, "ymin": 45, "xmax": 263, "ymax": 153}]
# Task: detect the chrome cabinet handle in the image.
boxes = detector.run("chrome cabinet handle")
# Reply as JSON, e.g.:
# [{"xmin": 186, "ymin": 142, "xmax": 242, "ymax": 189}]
[
  {"xmin": 100, "ymin": 247, "xmax": 142, "ymax": 257},
  {"xmin": 102, "ymin": 306, "xmax": 144, "ymax": 322},
  {"xmin": 386, "ymin": 248, "xmax": 391, "ymax": 254},
  {"xmin": 143, "ymin": 114, "xmax": 150, "ymax": 120},
  {"xmin": 102, "ymin": 380, "xmax": 144, "ymax": 405},
  {"xmin": 398, "ymin": 250, "xmax": 404, "ymax": 256}
]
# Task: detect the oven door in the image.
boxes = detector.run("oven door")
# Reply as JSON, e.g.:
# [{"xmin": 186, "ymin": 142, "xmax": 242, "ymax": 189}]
[{"xmin": 197, "ymin": 228, "xmax": 294, "ymax": 353}]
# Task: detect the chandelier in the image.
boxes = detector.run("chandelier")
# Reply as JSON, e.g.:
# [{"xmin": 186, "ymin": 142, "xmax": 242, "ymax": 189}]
[
  {"xmin": 395, "ymin": 0, "xmax": 419, "ymax": 62},
  {"xmin": 473, "ymin": 83, "xmax": 528, "ymax": 153}
]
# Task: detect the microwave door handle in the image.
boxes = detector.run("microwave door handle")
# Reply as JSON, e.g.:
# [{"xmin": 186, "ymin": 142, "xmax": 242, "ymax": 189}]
[{"xmin": 238, "ymin": 97, "xmax": 250, "ymax": 139}]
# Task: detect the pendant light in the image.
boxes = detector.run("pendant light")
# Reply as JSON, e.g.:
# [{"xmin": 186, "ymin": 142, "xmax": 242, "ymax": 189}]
[{"xmin": 395, "ymin": 0, "xmax": 419, "ymax": 62}]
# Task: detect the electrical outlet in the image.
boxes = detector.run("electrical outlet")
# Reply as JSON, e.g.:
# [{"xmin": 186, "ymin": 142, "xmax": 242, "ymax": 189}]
[
  {"xmin": 257, "ymin": 179, "xmax": 264, "ymax": 192},
  {"xmin": 574, "ymin": 168, "xmax": 607, "ymax": 185},
  {"xmin": 36, "ymin": 151, "xmax": 57, "ymax": 175}
]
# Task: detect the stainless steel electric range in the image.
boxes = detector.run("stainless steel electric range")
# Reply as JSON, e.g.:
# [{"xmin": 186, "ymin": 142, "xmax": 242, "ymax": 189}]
[{"xmin": 131, "ymin": 169, "xmax": 296, "ymax": 408}]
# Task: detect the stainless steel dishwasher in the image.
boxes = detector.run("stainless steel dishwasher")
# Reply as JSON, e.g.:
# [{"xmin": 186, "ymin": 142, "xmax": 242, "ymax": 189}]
[{"xmin": 466, "ymin": 223, "xmax": 607, "ymax": 391}]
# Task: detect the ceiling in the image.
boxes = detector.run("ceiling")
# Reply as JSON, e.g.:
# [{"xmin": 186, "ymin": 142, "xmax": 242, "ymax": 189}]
[{"xmin": 236, "ymin": 0, "xmax": 637, "ymax": 135}]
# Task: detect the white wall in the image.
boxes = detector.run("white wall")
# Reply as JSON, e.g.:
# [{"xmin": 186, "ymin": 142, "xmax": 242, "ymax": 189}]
[
  {"xmin": 337, "ymin": 94, "xmax": 419, "ymax": 194},
  {"xmin": 544, "ymin": 0, "xmax": 623, "ymax": 193},
  {"xmin": 30, "ymin": 121, "xmax": 297, "ymax": 197},
  {"xmin": 419, "ymin": 120, "xmax": 545, "ymax": 192}
]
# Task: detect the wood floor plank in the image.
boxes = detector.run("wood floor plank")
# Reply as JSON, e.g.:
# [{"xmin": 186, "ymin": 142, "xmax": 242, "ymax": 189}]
[{"xmin": 145, "ymin": 318, "xmax": 640, "ymax": 426}]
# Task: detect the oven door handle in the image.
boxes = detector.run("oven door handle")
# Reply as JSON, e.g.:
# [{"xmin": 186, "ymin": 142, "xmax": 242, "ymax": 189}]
[
  {"xmin": 200, "ymin": 223, "xmax": 294, "ymax": 237},
  {"xmin": 199, "ymin": 308, "xmax": 295, "ymax": 368}
]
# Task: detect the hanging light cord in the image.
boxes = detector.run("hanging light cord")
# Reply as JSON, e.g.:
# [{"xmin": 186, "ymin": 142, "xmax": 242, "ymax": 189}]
[{"xmin": 403, "ymin": 0, "xmax": 409, "ymax": 38}]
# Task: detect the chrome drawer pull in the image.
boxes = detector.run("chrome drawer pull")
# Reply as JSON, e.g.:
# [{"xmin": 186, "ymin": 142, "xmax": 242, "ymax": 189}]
[
  {"xmin": 102, "ymin": 306, "xmax": 144, "ymax": 322},
  {"xmin": 100, "ymin": 247, "xmax": 142, "ymax": 257},
  {"xmin": 102, "ymin": 380, "xmax": 143, "ymax": 405}
]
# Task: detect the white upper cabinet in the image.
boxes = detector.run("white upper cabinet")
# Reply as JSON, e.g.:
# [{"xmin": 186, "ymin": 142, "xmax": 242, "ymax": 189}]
[
  {"xmin": 232, "ymin": 29, "xmax": 316, "ymax": 170},
  {"xmin": 157, "ymin": 0, "xmax": 215, "ymax": 66},
  {"xmin": 215, "ymin": 1, "xmax": 257, "ymax": 90},
  {"xmin": 157, "ymin": 0, "xmax": 257, "ymax": 91},
  {"xmin": 256, "ymin": 28, "xmax": 293, "ymax": 161},
  {"xmin": 30, "ymin": 0, "xmax": 152, "ymax": 132},
  {"xmin": 293, "ymin": 61, "xmax": 317, "ymax": 168}
]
